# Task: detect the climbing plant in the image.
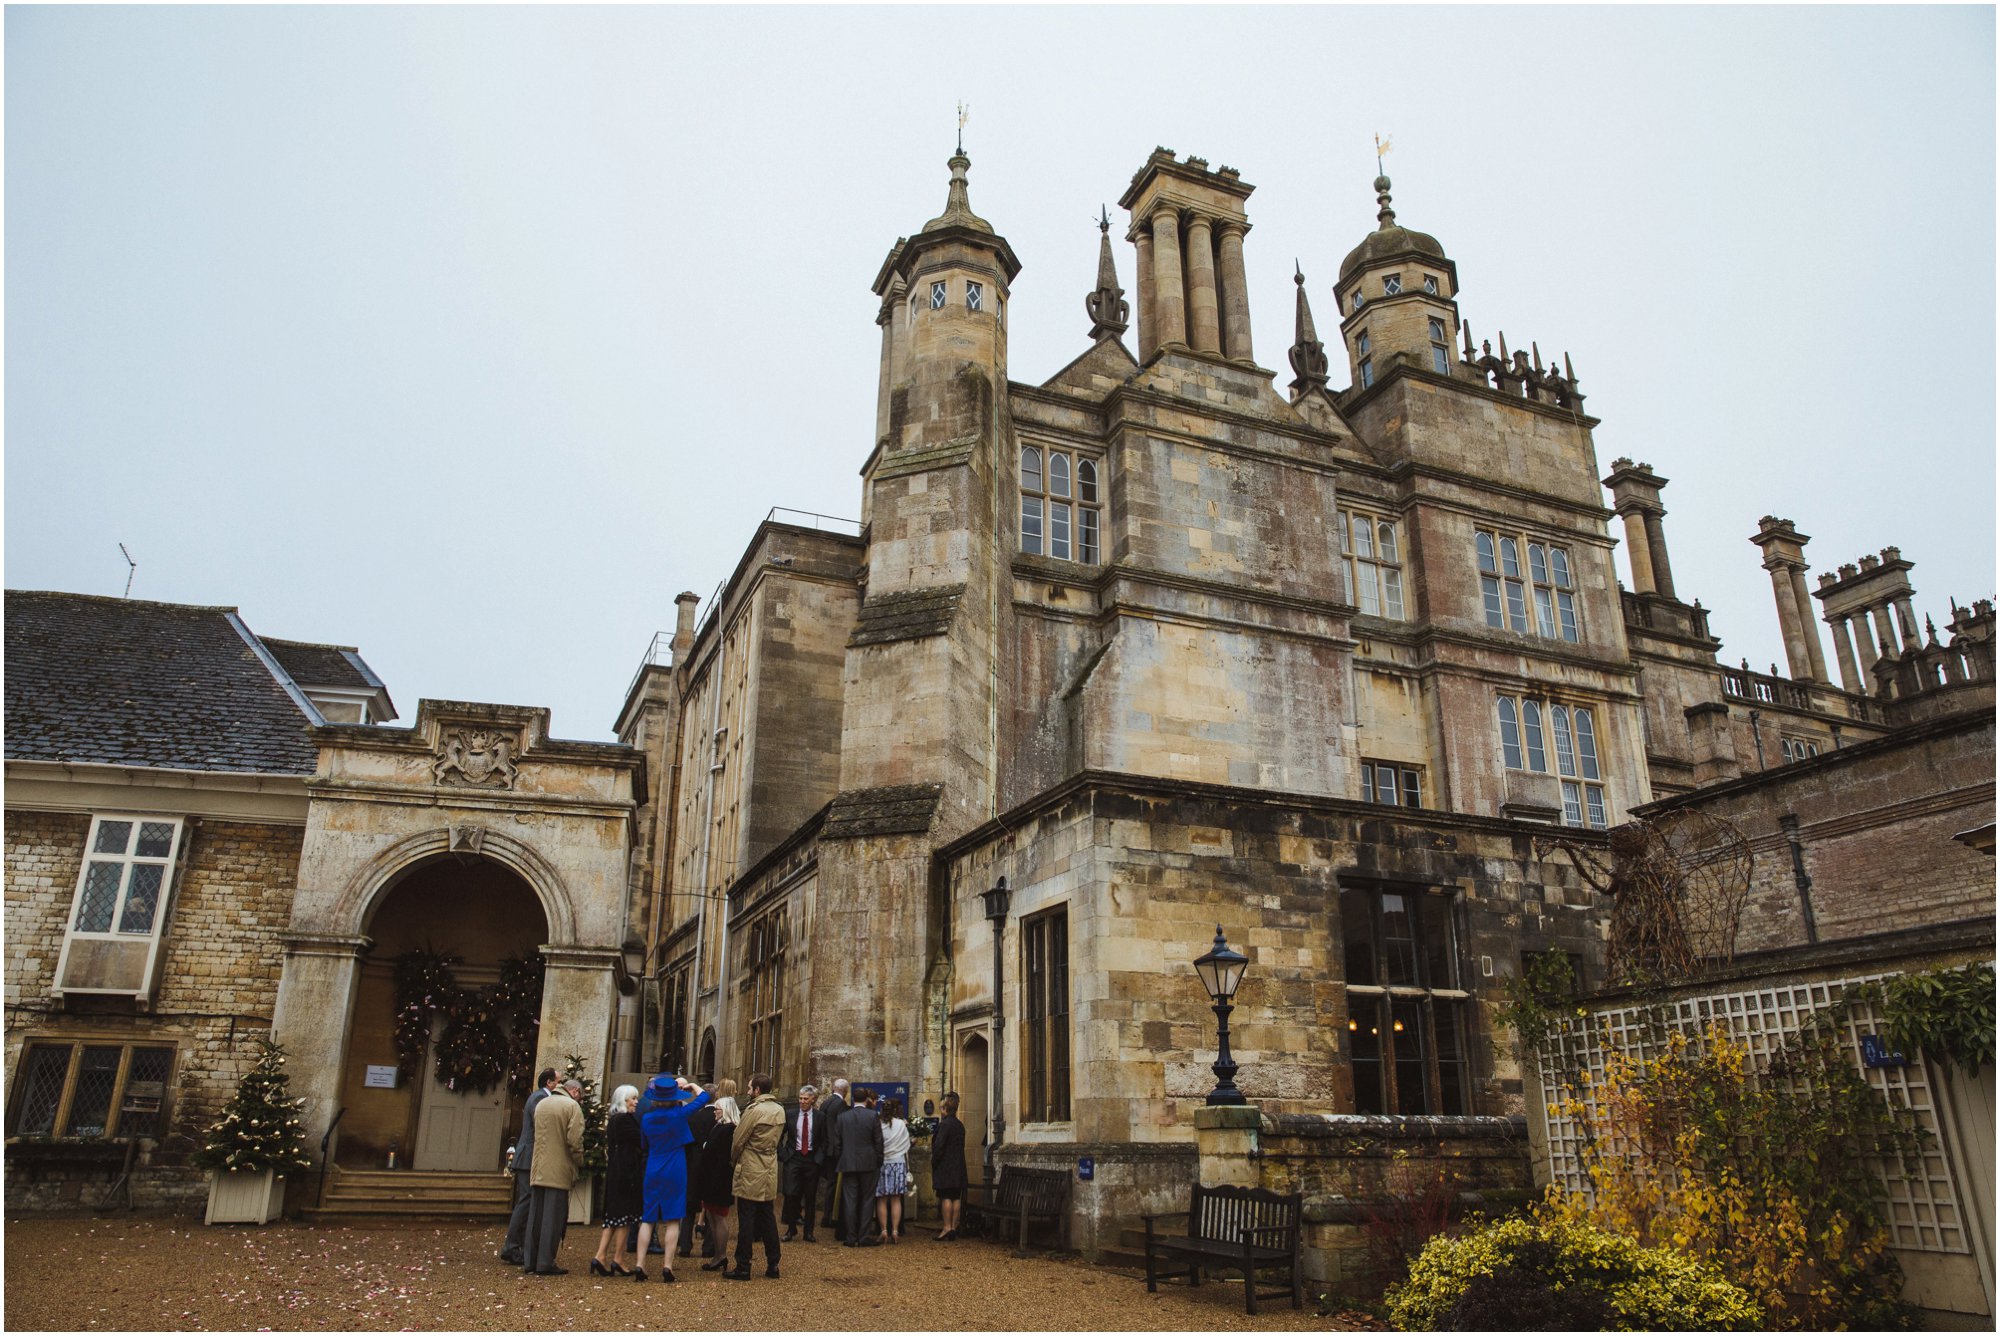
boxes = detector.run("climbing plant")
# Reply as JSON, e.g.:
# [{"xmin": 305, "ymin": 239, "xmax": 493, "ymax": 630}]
[
  {"xmin": 1545, "ymin": 1004, "xmax": 1925, "ymax": 1329},
  {"xmin": 1869, "ymin": 961, "xmax": 1995, "ymax": 1074}
]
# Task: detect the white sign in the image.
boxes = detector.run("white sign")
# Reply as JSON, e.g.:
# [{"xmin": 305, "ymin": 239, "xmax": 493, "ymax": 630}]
[{"xmin": 364, "ymin": 1065, "xmax": 399, "ymax": 1089}]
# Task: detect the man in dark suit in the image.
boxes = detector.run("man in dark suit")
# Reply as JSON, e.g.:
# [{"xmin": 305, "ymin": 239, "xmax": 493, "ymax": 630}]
[
  {"xmin": 778, "ymin": 1083, "xmax": 822, "ymax": 1242},
  {"xmin": 499, "ymin": 1067, "xmax": 560, "ymax": 1264},
  {"xmin": 831, "ymin": 1086, "xmax": 884, "ymax": 1247},
  {"xmin": 816, "ymin": 1077, "xmax": 849, "ymax": 1235}
]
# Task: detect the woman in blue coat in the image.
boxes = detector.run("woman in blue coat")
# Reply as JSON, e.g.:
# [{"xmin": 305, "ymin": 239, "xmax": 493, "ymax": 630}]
[{"xmin": 631, "ymin": 1072, "xmax": 710, "ymax": 1282}]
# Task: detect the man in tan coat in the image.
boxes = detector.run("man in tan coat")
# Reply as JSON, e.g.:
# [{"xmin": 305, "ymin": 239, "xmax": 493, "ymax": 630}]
[
  {"xmin": 523, "ymin": 1078, "xmax": 585, "ymax": 1275},
  {"xmin": 724, "ymin": 1072, "xmax": 785, "ymax": 1281}
]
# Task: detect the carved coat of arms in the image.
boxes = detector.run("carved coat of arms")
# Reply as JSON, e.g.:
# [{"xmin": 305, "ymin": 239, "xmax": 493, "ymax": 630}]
[{"xmin": 433, "ymin": 728, "xmax": 520, "ymax": 789}]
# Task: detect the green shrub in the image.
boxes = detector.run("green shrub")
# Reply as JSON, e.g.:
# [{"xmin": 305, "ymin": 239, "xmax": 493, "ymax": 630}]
[{"xmin": 1386, "ymin": 1212, "xmax": 1762, "ymax": 1332}]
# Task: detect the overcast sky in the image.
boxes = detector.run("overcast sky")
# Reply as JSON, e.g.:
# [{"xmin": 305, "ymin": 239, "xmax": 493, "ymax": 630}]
[{"xmin": 7, "ymin": 5, "xmax": 1994, "ymax": 743}]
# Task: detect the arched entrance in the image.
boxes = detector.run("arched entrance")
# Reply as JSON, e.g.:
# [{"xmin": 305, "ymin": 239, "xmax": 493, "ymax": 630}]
[
  {"xmin": 957, "ymin": 1031, "xmax": 989, "ymax": 1187},
  {"xmin": 697, "ymin": 1028, "xmax": 717, "ymax": 1084},
  {"xmin": 335, "ymin": 855, "xmax": 548, "ymax": 1170}
]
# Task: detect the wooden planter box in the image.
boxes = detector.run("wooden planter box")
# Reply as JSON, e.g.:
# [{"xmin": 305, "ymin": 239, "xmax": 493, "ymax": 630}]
[{"xmin": 205, "ymin": 1168, "xmax": 286, "ymax": 1225}]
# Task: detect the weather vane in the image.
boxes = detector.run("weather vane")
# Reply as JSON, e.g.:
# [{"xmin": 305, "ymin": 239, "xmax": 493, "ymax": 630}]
[
  {"xmin": 1374, "ymin": 131, "xmax": 1392, "ymax": 174},
  {"xmin": 1098, "ymin": 204, "xmax": 1110, "ymax": 234},
  {"xmin": 957, "ymin": 101, "xmax": 969, "ymax": 154}
]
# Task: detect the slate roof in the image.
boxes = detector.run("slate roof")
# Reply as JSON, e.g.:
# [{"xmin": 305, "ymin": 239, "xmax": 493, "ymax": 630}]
[
  {"xmin": 821, "ymin": 783, "xmax": 945, "ymax": 839},
  {"xmin": 4, "ymin": 590, "xmax": 340, "ymax": 775},
  {"xmin": 261, "ymin": 638, "xmax": 374, "ymax": 689}
]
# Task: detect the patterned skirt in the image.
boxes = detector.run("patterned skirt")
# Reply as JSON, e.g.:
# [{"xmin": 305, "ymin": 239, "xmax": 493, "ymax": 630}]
[{"xmin": 876, "ymin": 1158, "xmax": 909, "ymax": 1198}]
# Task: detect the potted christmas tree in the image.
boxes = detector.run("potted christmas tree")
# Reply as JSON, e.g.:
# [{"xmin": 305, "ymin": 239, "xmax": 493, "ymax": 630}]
[
  {"xmin": 560, "ymin": 1054, "xmax": 607, "ymax": 1225},
  {"xmin": 196, "ymin": 1038, "xmax": 312, "ymax": 1225}
]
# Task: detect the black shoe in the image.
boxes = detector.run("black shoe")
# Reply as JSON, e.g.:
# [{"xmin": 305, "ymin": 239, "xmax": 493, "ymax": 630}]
[
  {"xmin": 498, "ymin": 1250, "xmax": 521, "ymax": 1265},
  {"xmin": 661, "ymin": 1267, "xmax": 675, "ymax": 1283},
  {"xmin": 538, "ymin": 1266, "xmax": 569, "ymax": 1276},
  {"xmin": 610, "ymin": 1262, "xmax": 630, "ymax": 1275},
  {"xmin": 589, "ymin": 1259, "xmax": 610, "ymax": 1276},
  {"xmin": 631, "ymin": 1268, "xmax": 648, "ymax": 1283},
  {"xmin": 842, "ymin": 1240, "xmax": 858, "ymax": 1248},
  {"xmin": 803, "ymin": 1233, "xmax": 817, "ymax": 1244},
  {"xmin": 782, "ymin": 1228, "xmax": 798, "ymax": 1241},
  {"xmin": 858, "ymin": 1237, "xmax": 882, "ymax": 1247},
  {"xmin": 722, "ymin": 1268, "xmax": 751, "ymax": 1281},
  {"xmin": 700, "ymin": 1258, "xmax": 726, "ymax": 1271},
  {"xmin": 765, "ymin": 1266, "xmax": 780, "ymax": 1279}
]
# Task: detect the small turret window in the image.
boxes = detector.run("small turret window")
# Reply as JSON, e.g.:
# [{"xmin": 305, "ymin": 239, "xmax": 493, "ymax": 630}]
[
  {"xmin": 930, "ymin": 281, "xmax": 948, "ymax": 309},
  {"xmin": 1360, "ymin": 359, "xmax": 1374, "ymax": 389},
  {"xmin": 1427, "ymin": 318, "xmax": 1445, "ymax": 341},
  {"xmin": 1357, "ymin": 331, "xmax": 1371, "ymax": 356},
  {"xmin": 1382, "ymin": 274, "xmax": 1402, "ymax": 296},
  {"xmin": 1351, "ymin": 290, "xmax": 1364, "ymax": 312},
  {"xmin": 966, "ymin": 281, "xmax": 983, "ymax": 312},
  {"xmin": 1423, "ymin": 276, "xmax": 1440, "ymax": 295}
]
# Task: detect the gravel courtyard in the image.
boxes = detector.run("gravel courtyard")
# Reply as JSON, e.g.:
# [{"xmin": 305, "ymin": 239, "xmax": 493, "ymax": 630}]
[{"xmin": 4, "ymin": 1216, "xmax": 1364, "ymax": 1332}]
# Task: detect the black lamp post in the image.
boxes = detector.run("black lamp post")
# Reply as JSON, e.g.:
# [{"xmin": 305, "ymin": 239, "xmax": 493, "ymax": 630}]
[
  {"xmin": 1193, "ymin": 925, "xmax": 1249, "ymax": 1106},
  {"xmin": 981, "ymin": 877, "xmax": 1011, "ymax": 1179}
]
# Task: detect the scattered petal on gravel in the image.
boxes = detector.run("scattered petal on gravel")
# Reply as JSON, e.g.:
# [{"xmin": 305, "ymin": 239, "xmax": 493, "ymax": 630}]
[{"xmin": 5, "ymin": 1215, "xmax": 1354, "ymax": 1331}]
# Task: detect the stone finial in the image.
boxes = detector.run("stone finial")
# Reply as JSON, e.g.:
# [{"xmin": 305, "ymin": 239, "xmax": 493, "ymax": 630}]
[
  {"xmin": 1287, "ymin": 263, "xmax": 1329, "ymax": 394},
  {"xmin": 1375, "ymin": 174, "xmax": 1397, "ymax": 229},
  {"xmin": 921, "ymin": 151, "xmax": 993, "ymax": 235},
  {"xmin": 1084, "ymin": 206, "xmax": 1129, "ymax": 341}
]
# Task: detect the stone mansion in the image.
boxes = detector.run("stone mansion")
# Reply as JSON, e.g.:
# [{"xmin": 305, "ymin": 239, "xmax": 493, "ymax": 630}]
[{"xmin": 7, "ymin": 145, "xmax": 1992, "ymax": 1275}]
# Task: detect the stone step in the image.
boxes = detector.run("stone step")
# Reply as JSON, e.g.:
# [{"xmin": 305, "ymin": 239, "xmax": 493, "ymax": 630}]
[
  {"xmin": 1094, "ymin": 1247, "xmax": 1150, "ymax": 1274},
  {"xmin": 331, "ymin": 1169, "xmax": 511, "ymax": 1188},
  {"xmin": 301, "ymin": 1202, "xmax": 511, "ymax": 1221}
]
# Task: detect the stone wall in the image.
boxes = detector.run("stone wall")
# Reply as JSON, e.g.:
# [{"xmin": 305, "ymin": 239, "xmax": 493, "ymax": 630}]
[
  {"xmin": 1639, "ymin": 707, "xmax": 1993, "ymax": 952},
  {"xmin": 4, "ymin": 811, "xmax": 304, "ymax": 1212},
  {"xmin": 937, "ymin": 776, "xmax": 1604, "ymax": 1254},
  {"xmin": 1193, "ymin": 1104, "xmax": 1535, "ymax": 1297}
]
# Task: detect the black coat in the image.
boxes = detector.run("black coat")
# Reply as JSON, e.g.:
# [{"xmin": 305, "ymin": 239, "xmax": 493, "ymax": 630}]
[
  {"xmin": 832, "ymin": 1103, "xmax": 884, "ymax": 1174},
  {"xmin": 697, "ymin": 1119, "xmax": 736, "ymax": 1209},
  {"xmin": 603, "ymin": 1110, "xmax": 644, "ymax": 1220},
  {"xmin": 929, "ymin": 1113, "xmax": 968, "ymax": 1193},
  {"xmin": 813, "ymin": 1093, "xmax": 847, "ymax": 1168}
]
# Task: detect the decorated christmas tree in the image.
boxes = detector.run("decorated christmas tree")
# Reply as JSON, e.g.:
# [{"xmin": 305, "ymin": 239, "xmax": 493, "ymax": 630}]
[
  {"xmin": 561, "ymin": 1053, "xmax": 608, "ymax": 1174},
  {"xmin": 194, "ymin": 1039, "xmax": 313, "ymax": 1176}
]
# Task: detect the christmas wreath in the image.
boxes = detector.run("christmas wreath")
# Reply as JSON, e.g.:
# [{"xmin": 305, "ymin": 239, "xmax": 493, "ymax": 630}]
[{"xmin": 391, "ymin": 948, "xmax": 545, "ymax": 1096}]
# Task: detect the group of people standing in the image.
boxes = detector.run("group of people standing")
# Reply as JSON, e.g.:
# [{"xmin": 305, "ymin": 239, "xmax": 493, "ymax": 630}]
[{"xmin": 497, "ymin": 1067, "xmax": 971, "ymax": 1281}]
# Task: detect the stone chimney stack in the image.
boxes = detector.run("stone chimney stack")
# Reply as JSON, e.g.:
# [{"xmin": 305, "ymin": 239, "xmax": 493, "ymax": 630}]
[
  {"xmin": 1812, "ymin": 547, "xmax": 1922, "ymax": 694},
  {"xmin": 1602, "ymin": 459, "xmax": 1677, "ymax": 600},
  {"xmin": 670, "ymin": 590, "xmax": 701, "ymax": 660},
  {"xmin": 1750, "ymin": 517, "xmax": 1831, "ymax": 684},
  {"xmin": 1118, "ymin": 149, "xmax": 1256, "ymax": 365}
]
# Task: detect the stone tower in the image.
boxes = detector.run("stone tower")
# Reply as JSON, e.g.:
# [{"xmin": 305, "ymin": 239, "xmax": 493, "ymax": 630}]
[
  {"xmin": 1334, "ymin": 176, "xmax": 1461, "ymax": 386},
  {"xmin": 808, "ymin": 151, "xmax": 1022, "ymax": 1088}
]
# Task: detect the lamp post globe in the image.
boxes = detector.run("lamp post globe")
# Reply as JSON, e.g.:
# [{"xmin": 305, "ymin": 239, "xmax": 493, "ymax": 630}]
[{"xmin": 1193, "ymin": 925, "xmax": 1249, "ymax": 1106}]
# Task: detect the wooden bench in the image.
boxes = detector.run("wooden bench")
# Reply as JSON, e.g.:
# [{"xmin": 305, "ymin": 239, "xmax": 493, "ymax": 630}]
[
  {"xmin": 963, "ymin": 1166, "xmax": 1071, "ymax": 1255},
  {"xmin": 1142, "ymin": 1183, "xmax": 1304, "ymax": 1315}
]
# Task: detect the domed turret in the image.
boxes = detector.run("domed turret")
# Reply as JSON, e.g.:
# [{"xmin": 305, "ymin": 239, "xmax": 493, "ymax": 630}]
[{"xmin": 1334, "ymin": 175, "xmax": 1461, "ymax": 392}]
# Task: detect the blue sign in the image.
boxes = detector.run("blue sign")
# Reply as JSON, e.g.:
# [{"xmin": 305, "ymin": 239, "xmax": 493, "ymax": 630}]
[
  {"xmin": 1077, "ymin": 1156, "xmax": 1094, "ymax": 1182},
  {"xmin": 852, "ymin": 1080, "xmax": 911, "ymax": 1116},
  {"xmin": 1860, "ymin": 1034, "xmax": 1906, "ymax": 1069}
]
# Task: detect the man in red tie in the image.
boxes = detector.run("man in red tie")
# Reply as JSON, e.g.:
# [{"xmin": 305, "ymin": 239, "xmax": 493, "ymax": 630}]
[{"xmin": 778, "ymin": 1083, "xmax": 822, "ymax": 1242}]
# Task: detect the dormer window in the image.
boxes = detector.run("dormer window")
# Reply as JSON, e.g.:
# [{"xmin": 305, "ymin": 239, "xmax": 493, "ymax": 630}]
[
  {"xmin": 965, "ymin": 281, "xmax": 983, "ymax": 312},
  {"xmin": 1423, "ymin": 276, "xmax": 1440, "ymax": 295},
  {"xmin": 1382, "ymin": 274, "xmax": 1402, "ymax": 296},
  {"xmin": 930, "ymin": 281, "xmax": 948, "ymax": 310}
]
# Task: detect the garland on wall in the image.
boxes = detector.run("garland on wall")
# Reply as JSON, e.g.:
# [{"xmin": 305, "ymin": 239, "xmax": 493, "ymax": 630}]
[{"xmin": 390, "ymin": 948, "xmax": 545, "ymax": 1096}]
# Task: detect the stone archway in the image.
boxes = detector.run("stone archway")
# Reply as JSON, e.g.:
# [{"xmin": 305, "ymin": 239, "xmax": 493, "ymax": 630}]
[{"xmin": 332, "ymin": 854, "xmax": 549, "ymax": 1170}]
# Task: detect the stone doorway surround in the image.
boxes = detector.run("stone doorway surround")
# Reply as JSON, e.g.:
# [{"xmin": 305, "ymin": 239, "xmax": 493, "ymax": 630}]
[{"xmin": 271, "ymin": 701, "xmax": 646, "ymax": 1167}]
